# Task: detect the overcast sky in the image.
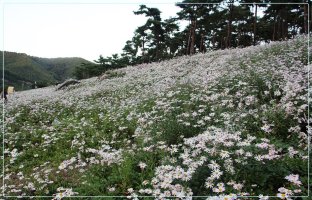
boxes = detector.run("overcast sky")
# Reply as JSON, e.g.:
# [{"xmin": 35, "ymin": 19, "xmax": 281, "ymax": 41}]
[{"xmin": 1, "ymin": 0, "xmax": 182, "ymax": 62}]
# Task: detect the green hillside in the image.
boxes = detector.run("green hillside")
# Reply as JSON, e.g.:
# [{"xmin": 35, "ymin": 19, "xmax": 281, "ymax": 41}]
[
  {"xmin": 32, "ymin": 57, "xmax": 92, "ymax": 81},
  {"xmin": 0, "ymin": 51, "xmax": 92, "ymax": 91},
  {"xmin": 3, "ymin": 36, "xmax": 310, "ymax": 198}
]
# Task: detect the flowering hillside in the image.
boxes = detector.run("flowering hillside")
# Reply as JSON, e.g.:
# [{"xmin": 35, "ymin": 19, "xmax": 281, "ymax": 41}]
[{"xmin": 2, "ymin": 36, "xmax": 310, "ymax": 199}]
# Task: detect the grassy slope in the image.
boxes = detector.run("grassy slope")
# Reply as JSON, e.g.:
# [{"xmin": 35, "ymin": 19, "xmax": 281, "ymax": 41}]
[{"xmin": 2, "ymin": 36, "xmax": 310, "ymax": 198}]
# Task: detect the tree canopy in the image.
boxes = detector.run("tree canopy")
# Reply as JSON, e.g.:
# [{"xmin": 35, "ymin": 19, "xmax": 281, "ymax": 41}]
[{"xmin": 75, "ymin": 1, "xmax": 310, "ymax": 79}]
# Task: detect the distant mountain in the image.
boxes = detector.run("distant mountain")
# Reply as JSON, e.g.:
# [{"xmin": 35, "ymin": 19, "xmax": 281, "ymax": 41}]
[{"xmin": 0, "ymin": 51, "xmax": 93, "ymax": 91}]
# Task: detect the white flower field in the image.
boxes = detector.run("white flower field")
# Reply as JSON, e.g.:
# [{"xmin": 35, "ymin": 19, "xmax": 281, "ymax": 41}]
[{"xmin": 1, "ymin": 35, "xmax": 311, "ymax": 199}]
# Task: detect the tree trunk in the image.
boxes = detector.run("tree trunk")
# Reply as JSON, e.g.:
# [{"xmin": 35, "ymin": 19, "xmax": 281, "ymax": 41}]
[
  {"xmin": 273, "ymin": 15, "xmax": 276, "ymax": 41},
  {"xmin": 187, "ymin": 20, "xmax": 192, "ymax": 55},
  {"xmin": 224, "ymin": 37, "xmax": 227, "ymax": 49},
  {"xmin": 200, "ymin": 33, "xmax": 205, "ymax": 53},
  {"xmin": 284, "ymin": 15, "xmax": 288, "ymax": 39},
  {"xmin": 277, "ymin": 10, "xmax": 282, "ymax": 40},
  {"xmin": 227, "ymin": 2, "xmax": 234, "ymax": 48},
  {"xmin": 237, "ymin": 27, "xmax": 241, "ymax": 47},
  {"xmin": 253, "ymin": 4, "xmax": 257, "ymax": 45},
  {"xmin": 304, "ymin": 3, "xmax": 308, "ymax": 34},
  {"xmin": 280, "ymin": 20, "xmax": 283, "ymax": 40},
  {"xmin": 282, "ymin": 8, "xmax": 288, "ymax": 39},
  {"xmin": 310, "ymin": 4, "xmax": 312, "ymax": 32},
  {"xmin": 142, "ymin": 37, "xmax": 145, "ymax": 56},
  {"xmin": 190, "ymin": 20, "xmax": 196, "ymax": 55}
]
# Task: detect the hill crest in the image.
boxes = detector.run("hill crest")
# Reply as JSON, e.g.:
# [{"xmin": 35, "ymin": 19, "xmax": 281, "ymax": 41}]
[{"xmin": 0, "ymin": 51, "xmax": 92, "ymax": 91}]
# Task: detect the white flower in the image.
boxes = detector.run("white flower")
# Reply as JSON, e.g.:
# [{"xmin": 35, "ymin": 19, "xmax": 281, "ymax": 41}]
[
  {"xmin": 52, "ymin": 188, "xmax": 78, "ymax": 200},
  {"xmin": 108, "ymin": 187, "xmax": 116, "ymax": 192},
  {"xmin": 138, "ymin": 162, "xmax": 147, "ymax": 170},
  {"xmin": 118, "ymin": 126, "xmax": 127, "ymax": 131},
  {"xmin": 212, "ymin": 183, "xmax": 225, "ymax": 193},
  {"xmin": 285, "ymin": 174, "xmax": 301, "ymax": 186},
  {"xmin": 274, "ymin": 90, "xmax": 281, "ymax": 96},
  {"xmin": 233, "ymin": 183, "xmax": 243, "ymax": 190},
  {"xmin": 208, "ymin": 160, "xmax": 220, "ymax": 170},
  {"xmin": 205, "ymin": 181, "xmax": 214, "ymax": 189},
  {"xmin": 142, "ymin": 180, "xmax": 149, "ymax": 185},
  {"xmin": 211, "ymin": 169, "xmax": 223, "ymax": 179},
  {"xmin": 277, "ymin": 193, "xmax": 288, "ymax": 199},
  {"xmin": 261, "ymin": 124, "xmax": 272, "ymax": 133},
  {"xmin": 293, "ymin": 189, "xmax": 301, "ymax": 193}
]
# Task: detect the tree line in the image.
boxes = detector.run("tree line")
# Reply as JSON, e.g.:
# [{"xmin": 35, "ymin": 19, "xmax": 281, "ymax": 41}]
[{"xmin": 74, "ymin": 0, "xmax": 310, "ymax": 79}]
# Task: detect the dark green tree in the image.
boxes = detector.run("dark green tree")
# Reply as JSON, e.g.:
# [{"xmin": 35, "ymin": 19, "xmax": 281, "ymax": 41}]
[
  {"xmin": 162, "ymin": 18, "xmax": 180, "ymax": 58},
  {"xmin": 134, "ymin": 5, "xmax": 166, "ymax": 61}
]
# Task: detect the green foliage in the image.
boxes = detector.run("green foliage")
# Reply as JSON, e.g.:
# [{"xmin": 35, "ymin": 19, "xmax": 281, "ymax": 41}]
[
  {"xmin": 74, "ymin": 54, "xmax": 129, "ymax": 80},
  {"xmin": 104, "ymin": 70, "xmax": 126, "ymax": 79},
  {"xmin": 91, "ymin": 1, "xmax": 308, "ymax": 71}
]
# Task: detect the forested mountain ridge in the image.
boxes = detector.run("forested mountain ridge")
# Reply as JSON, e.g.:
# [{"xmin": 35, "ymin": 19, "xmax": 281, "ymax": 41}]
[{"xmin": 0, "ymin": 51, "xmax": 92, "ymax": 91}]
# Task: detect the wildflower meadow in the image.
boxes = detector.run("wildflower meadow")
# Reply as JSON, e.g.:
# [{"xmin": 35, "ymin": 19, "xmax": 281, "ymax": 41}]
[{"xmin": 1, "ymin": 35, "xmax": 311, "ymax": 199}]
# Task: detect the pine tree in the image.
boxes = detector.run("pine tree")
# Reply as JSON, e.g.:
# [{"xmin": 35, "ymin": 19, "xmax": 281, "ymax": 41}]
[{"xmin": 134, "ymin": 5, "xmax": 165, "ymax": 61}]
